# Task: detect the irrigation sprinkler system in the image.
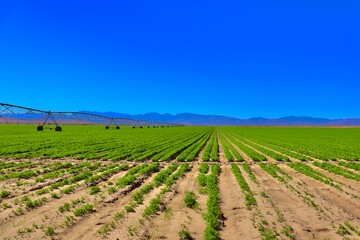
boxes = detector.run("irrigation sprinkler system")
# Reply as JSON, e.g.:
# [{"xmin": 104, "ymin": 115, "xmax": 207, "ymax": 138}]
[{"xmin": 0, "ymin": 102, "xmax": 177, "ymax": 131}]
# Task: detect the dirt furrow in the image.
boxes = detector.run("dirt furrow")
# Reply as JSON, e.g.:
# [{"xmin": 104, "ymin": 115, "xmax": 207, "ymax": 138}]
[
  {"xmin": 0, "ymin": 180, "xmax": 92, "ymax": 227},
  {"xmin": 237, "ymin": 138, "xmax": 360, "ymax": 195},
  {"xmin": 237, "ymin": 165, "xmax": 284, "ymax": 236},
  {"xmin": 280, "ymin": 165, "xmax": 360, "ymax": 221},
  {"xmin": 0, "ymin": 164, "xmax": 129, "ymax": 224},
  {"xmin": 306, "ymin": 162, "xmax": 360, "ymax": 195},
  {"xmin": 252, "ymin": 165, "xmax": 340, "ymax": 239},
  {"xmin": 217, "ymin": 133, "xmax": 228, "ymax": 163},
  {"xmin": 59, "ymin": 173, "xmax": 159, "ymax": 239},
  {"xmin": 219, "ymin": 163, "xmax": 259, "ymax": 239},
  {"xmin": 0, "ymin": 167, "xmax": 155, "ymax": 239},
  {"xmin": 144, "ymin": 163, "xmax": 206, "ymax": 239}
]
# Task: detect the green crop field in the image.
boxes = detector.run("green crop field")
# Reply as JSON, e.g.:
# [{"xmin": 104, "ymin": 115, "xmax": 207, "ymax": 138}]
[
  {"xmin": 1, "ymin": 125, "xmax": 360, "ymax": 161},
  {"xmin": 0, "ymin": 124, "xmax": 359, "ymax": 240}
]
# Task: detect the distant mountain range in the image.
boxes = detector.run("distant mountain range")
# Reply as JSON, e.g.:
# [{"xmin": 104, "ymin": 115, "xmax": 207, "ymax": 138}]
[{"xmin": 83, "ymin": 112, "xmax": 360, "ymax": 126}]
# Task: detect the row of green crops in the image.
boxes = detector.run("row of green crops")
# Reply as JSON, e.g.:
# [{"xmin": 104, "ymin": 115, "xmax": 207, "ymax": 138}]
[
  {"xmin": 312, "ymin": 161, "xmax": 360, "ymax": 182},
  {"xmin": 98, "ymin": 163, "xmax": 190, "ymax": 238},
  {"xmin": 223, "ymin": 133, "xmax": 266, "ymax": 161},
  {"xmin": 287, "ymin": 162, "xmax": 342, "ymax": 189},
  {"xmin": 259, "ymin": 163, "xmax": 292, "ymax": 183},
  {"xmin": 176, "ymin": 130, "xmax": 212, "ymax": 161},
  {"xmin": 237, "ymin": 137, "xmax": 289, "ymax": 161},
  {"xmin": 221, "ymin": 127, "xmax": 360, "ymax": 161},
  {"xmin": 231, "ymin": 164, "xmax": 257, "ymax": 209},
  {"xmin": 218, "ymin": 133, "xmax": 243, "ymax": 161},
  {"xmin": 204, "ymin": 164, "xmax": 221, "ymax": 240},
  {"xmin": 1, "ymin": 125, "xmax": 360, "ymax": 161},
  {"xmin": 338, "ymin": 161, "xmax": 360, "ymax": 172},
  {"xmin": 202, "ymin": 130, "xmax": 219, "ymax": 161},
  {"xmin": 0, "ymin": 125, "xmax": 213, "ymax": 161}
]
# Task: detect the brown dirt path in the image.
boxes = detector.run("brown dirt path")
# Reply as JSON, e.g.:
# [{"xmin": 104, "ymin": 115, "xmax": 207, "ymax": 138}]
[
  {"xmin": 143, "ymin": 163, "xmax": 206, "ymax": 240},
  {"xmin": 0, "ymin": 166, "xmax": 156, "ymax": 239},
  {"xmin": 252, "ymin": 165, "xmax": 340, "ymax": 239},
  {"xmin": 58, "ymin": 172, "xmax": 160, "ymax": 239},
  {"xmin": 90, "ymin": 185, "xmax": 165, "ymax": 240},
  {"xmin": 281, "ymin": 165, "xmax": 360, "ymax": 222},
  {"xmin": 217, "ymin": 140, "xmax": 259, "ymax": 239},
  {"xmin": 0, "ymin": 164, "xmax": 133, "ymax": 226},
  {"xmin": 217, "ymin": 133, "xmax": 228, "ymax": 163},
  {"xmin": 236, "ymin": 138, "xmax": 360, "ymax": 197},
  {"xmin": 0, "ymin": 178, "xmax": 92, "ymax": 225},
  {"xmin": 0, "ymin": 184, "xmax": 92, "ymax": 239},
  {"xmin": 219, "ymin": 163, "xmax": 260, "ymax": 239},
  {"xmin": 237, "ymin": 138, "xmax": 360, "ymax": 197},
  {"xmin": 306, "ymin": 162, "xmax": 360, "ymax": 195},
  {"xmin": 237, "ymin": 165, "xmax": 283, "ymax": 235}
]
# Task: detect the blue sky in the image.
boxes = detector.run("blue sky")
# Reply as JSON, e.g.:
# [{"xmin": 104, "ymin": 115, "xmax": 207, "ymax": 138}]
[{"xmin": 0, "ymin": 1, "xmax": 359, "ymax": 118}]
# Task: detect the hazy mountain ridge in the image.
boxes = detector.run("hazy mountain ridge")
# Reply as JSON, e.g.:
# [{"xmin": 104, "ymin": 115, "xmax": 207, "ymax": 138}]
[{"xmin": 83, "ymin": 112, "xmax": 360, "ymax": 126}]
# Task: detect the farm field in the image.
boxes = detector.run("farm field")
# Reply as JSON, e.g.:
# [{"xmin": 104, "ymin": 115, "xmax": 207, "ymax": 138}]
[{"xmin": 0, "ymin": 125, "xmax": 359, "ymax": 240}]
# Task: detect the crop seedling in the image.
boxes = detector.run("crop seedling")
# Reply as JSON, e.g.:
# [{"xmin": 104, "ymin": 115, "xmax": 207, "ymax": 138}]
[
  {"xmin": 231, "ymin": 164, "xmax": 257, "ymax": 209},
  {"xmin": 73, "ymin": 204, "xmax": 95, "ymax": 217},
  {"xmin": 184, "ymin": 191, "xmax": 198, "ymax": 209},
  {"xmin": 164, "ymin": 207, "xmax": 172, "ymax": 220},
  {"xmin": 282, "ymin": 225, "xmax": 296, "ymax": 240},
  {"xmin": 179, "ymin": 228, "xmax": 193, "ymax": 240},
  {"xmin": 337, "ymin": 224, "xmax": 350, "ymax": 236},
  {"xmin": 107, "ymin": 186, "xmax": 117, "ymax": 194},
  {"xmin": 60, "ymin": 185, "xmax": 75, "ymax": 194},
  {"xmin": 58, "ymin": 203, "xmax": 71, "ymax": 213},
  {"xmin": 0, "ymin": 190, "xmax": 11, "ymax": 198},
  {"xmin": 44, "ymin": 226, "xmax": 55, "ymax": 237},
  {"xmin": 127, "ymin": 226, "xmax": 138, "ymax": 237},
  {"xmin": 89, "ymin": 186, "xmax": 101, "ymax": 195}
]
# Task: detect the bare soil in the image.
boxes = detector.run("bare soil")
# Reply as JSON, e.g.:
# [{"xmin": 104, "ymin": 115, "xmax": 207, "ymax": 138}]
[{"xmin": 0, "ymin": 159, "xmax": 359, "ymax": 240}]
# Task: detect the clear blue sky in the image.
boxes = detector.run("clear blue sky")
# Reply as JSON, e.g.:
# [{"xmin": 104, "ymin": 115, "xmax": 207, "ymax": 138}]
[{"xmin": 0, "ymin": 1, "xmax": 359, "ymax": 118}]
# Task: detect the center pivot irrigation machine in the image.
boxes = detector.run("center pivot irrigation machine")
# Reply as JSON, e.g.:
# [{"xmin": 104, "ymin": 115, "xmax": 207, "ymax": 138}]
[{"xmin": 0, "ymin": 102, "xmax": 177, "ymax": 131}]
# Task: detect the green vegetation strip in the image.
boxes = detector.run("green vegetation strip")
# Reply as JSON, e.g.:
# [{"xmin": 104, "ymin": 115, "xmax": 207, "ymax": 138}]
[
  {"xmin": 313, "ymin": 161, "xmax": 360, "ymax": 181},
  {"xmin": 218, "ymin": 133, "xmax": 234, "ymax": 161},
  {"xmin": 287, "ymin": 162, "xmax": 342, "ymax": 189},
  {"xmin": 98, "ymin": 163, "xmax": 190, "ymax": 238},
  {"xmin": 86, "ymin": 163, "xmax": 129, "ymax": 185},
  {"xmin": 238, "ymin": 137, "xmax": 289, "ymax": 161},
  {"xmin": 242, "ymin": 163, "xmax": 258, "ymax": 184},
  {"xmin": 116, "ymin": 163, "xmax": 159, "ymax": 188},
  {"xmin": 202, "ymin": 130, "xmax": 219, "ymax": 161},
  {"xmin": 176, "ymin": 131, "xmax": 212, "ymax": 161},
  {"xmin": 221, "ymin": 127, "xmax": 360, "ymax": 161},
  {"xmin": 197, "ymin": 163, "xmax": 209, "ymax": 188},
  {"xmin": 218, "ymin": 133, "xmax": 243, "ymax": 161},
  {"xmin": 225, "ymin": 134, "xmax": 266, "ymax": 161},
  {"xmin": 1, "ymin": 126, "xmax": 360, "ymax": 161},
  {"xmin": 231, "ymin": 164, "xmax": 257, "ymax": 209},
  {"xmin": 259, "ymin": 163, "xmax": 292, "ymax": 183},
  {"xmin": 338, "ymin": 161, "xmax": 360, "ymax": 172},
  {"xmin": 204, "ymin": 164, "xmax": 221, "ymax": 240},
  {"xmin": 0, "ymin": 125, "xmax": 214, "ymax": 161},
  {"xmin": 142, "ymin": 163, "xmax": 190, "ymax": 219}
]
